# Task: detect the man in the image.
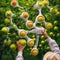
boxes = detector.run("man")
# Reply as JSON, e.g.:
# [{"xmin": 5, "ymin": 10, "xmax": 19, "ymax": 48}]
[
  {"xmin": 42, "ymin": 30, "xmax": 60, "ymax": 60},
  {"xmin": 16, "ymin": 29, "xmax": 60, "ymax": 60}
]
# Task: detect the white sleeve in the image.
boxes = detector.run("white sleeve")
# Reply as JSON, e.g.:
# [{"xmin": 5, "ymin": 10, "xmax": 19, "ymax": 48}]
[
  {"xmin": 16, "ymin": 51, "xmax": 24, "ymax": 60},
  {"xmin": 47, "ymin": 37, "xmax": 60, "ymax": 56}
]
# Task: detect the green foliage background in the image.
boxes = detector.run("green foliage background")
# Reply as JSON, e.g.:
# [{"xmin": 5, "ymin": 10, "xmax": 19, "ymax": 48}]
[{"xmin": 0, "ymin": 0, "xmax": 60, "ymax": 60}]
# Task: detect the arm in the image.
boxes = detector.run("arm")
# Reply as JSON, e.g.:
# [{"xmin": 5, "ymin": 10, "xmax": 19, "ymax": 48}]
[
  {"xmin": 16, "ymin": 41, "xmax": 25, "ymax": 60},
  {"xmin": 47, "ymin": 37, "xmax": 60, "ymax": 55},
  {"xmin": 42, "ymin": 29, "xmax": 60, "ymax": 55},
  {"xmin": 16, "ymin": 51, "xmax": 24, "ymax": 60}
]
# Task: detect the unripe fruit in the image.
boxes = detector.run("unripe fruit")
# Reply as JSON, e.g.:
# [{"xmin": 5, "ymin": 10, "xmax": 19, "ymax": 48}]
[
  {"xmin": 41, "ymin": 41, "xmax": 45, "ymax": 44},
  {"xmin": 32, "ymin": 49, "xmax": 38, "ymax": 56},
  {"xmin": 43, "ymin": 1, "xmax": 49, "ymax": 6},
  {"xmin": 38, "ymin": 1, "xmax": 43, "ymax": 7},
  {"xmin": 23, "ymin": 12, "xmax": 29, "ymax": 18},
  {"xmin": 56, "ymin": 11, "xmax": 60, "ymax": 16},
  {"xmin": 6, "ymin": 10, "xmax": 12, "ymax": 17},
  {"xmin": 54, "ymin": 26, "xmax": 58, "ymax": 31},
  {"xmin": 1, "ymin": 27, "xmax": 9, "ymax": 33},
  {"xmin": 46, "ymin": 22, "xmax": 52, "ymax": 29},
  {"xmin": 49, "ymin": 32, "xmax": 53, "ymax": 36},
  {"xmin": 19, "ymin": 39, "xmax": 26, "ymax": 46},
  {"xmin": 26, "ymin": 21, "xmax": 34, "ymax": 28},
  {"xmin": 51, "ymin": 9, "xmax": 58, "ymax": 14},
  {"xmin": 4, "ymin": 18, "xmax": 10, "ymax": 24},
  {"xmin": 41, "ymin": 35, "xmax": 45, "ymax": 39},
  {"xmin": 10, "ymin": 44, "xmax": 16, "ymax": 51},
  {"xmin": 54, "ymin": 20, "xmax": 58, "ymax": 25},
  {"xmin": 37, "ymin": 16, "xmax": 44, "ymax": 22},
  {"xmin": 28, "ymin": 40, "xmax": 34, "ymax": 47},
  {"xmin": 20, "ymin": 30, "xmax": 26, "ymax": 37}
]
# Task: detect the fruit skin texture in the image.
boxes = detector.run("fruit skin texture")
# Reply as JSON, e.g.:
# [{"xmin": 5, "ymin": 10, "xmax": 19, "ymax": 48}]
[
  {"xmin": 23, "ymin": 12, "xmax": 29, "ymax": 18},
  {"xmin": 32, "ymin": 49, "xmax": 38, "ymax": 56},
  {"xmin": 51, "ymin": 9, "xmax": 58, "ymax": 14},
  {"xmin": 20, "ymin": 31, "xmax": 26, "ymax": 37},
  {"xmin": 38, "ymin": 1, "xmax": 43, "ymax": 7},
  {"xmin": 46, "ymin": 23, "xmax": 52, "ymax": 29},
  {"xmin": 43, "ymin": 0, "xmax": 49, "ymax": 6},
  {"xmin": 37, "ymin": 16, "xmax": 44, "ymax": 22},
  {"xmin": 6, "ymin": 11, "xmax": 12, "ymax": 16},
  {"xmin": 19, "ymin": 39, "xmax": 26, "ymax": 46},
  {"xmin": 4, "ymin": 39, "xmax": 11, "ymax": 46},
  {"xmin": 27, "ymin": 21, "xmax": 33, "ymax": 28},
  {"xmin": 28, "ymin": 40, "xmax": 34, "ymax": 47},
  {"xmin": 10, "ymin": 44, "xmax": 16, "ymax": 51},
  {"xmin": 54, "ymin": 26, "xmax": 58, "ymax": 31},
  {"xmin": 11, "ymin": 1, "xmax": 17, "ymax": 6},
  {"xmin": 1, "ymin": 27, "xmax": 9, "ymax": 33},
  {"xmin": 4, "ymin": 18, "xmax": 10, "ymax": 24}
]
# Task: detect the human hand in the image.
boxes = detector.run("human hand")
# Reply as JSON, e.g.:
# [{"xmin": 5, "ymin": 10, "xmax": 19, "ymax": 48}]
[
  {"xmin": 17, "ymin": 41, "xmax": 26, "ymax": 52},
  {"xmin": 42, "ymin": 29, "xmax": 49, "ymax": 39}
]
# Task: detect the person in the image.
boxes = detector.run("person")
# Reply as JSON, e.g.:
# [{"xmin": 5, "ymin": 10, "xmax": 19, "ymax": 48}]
[
  {"xmin": 42, "ymin": 29, "xmax": 60, "ymax": 60},
  {"xmin": 16, "ymin": 41, "xmax": 25, "ymax": 60},
  {"xmin": 16, "ymin": 29, "xmax": 60, "ymax": 60}
]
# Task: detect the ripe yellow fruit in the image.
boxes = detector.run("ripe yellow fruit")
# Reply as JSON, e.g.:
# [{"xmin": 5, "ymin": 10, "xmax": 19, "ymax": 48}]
[
  {"xmin": 43, "ymin": 1, "xmax": 49, "ymax": 6},
  {"xmin": 37, "ymin": 16, "xmax": 44, "ymax": 22},
  {"xmin": 5, "ymin": 18, "xmax": 10, "ymax": 23},
  {"xmin": 20, "ymin": 30, "xmax": 26, "ymax": 37},
  {"xmin": 28, "ymin": 40, "xmax": 34, "ymax": 47},
  {"xmin": 46, "ymin": 23, "xmax": 52, "ymax": 29},
  {"xmin": 19, "ymin": 39, "xmax": 26, "ymax": 46},
  {"xmin": 23, "ymin": 12, "xmax": 29, "ymax": 18},
  {"xmin": 27, "ymin": 21, "xmax": 34, "ymax": 28},
  {"xmin": 1, "ymin": 27, "xmax": 9, "ymax": 33},
  {"xmin": 32, "ymin": 49, "xmax": 38, "ymax": 56},
  {"xmin": 38, "ymin": 1, "xmax": 43, "ymax": 7},
  {"xmin": 6, "ymin": 10, "xmax": 12, "ymax": 16}
]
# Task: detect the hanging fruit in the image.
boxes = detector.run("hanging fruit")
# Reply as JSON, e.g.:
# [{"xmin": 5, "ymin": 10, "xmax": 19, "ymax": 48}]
[
  {"xmin": 19, "ymin": 39, "xmax": 26, "ymax": 46},
  {"xmin": 37, "ymin": 16, "xmax": 45, "ymax": 22},
  {"xmin": 46, "ymin": 22, "xmax": 52, "ymax": 29},
  {"xmin": 31, "ymin": 48, "xmax": 39, "ymax": 56},
  {"xmin": 28, "ymin": 40, "xmax": 34, "ymax": 47},
  {"xmin": 26, "ymin": 21, "xmax": 34, "ymax": 29}
]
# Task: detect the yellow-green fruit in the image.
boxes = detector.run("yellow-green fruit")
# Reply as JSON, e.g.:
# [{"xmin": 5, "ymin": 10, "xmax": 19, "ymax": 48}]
[
  {"xmin": 54, "ymin": 20, "xmax": 58, "ymax": 25},
  {"xmin": 5, "ymin": 18, "xmax": 10, "ymax": 24},
  {"xmin": 4, "ymin": 39, "xmax": 11, "ymax": 46},
  {"xmin": 38, "ymin": 1, "xmax": 43, "ymax": 7},
  {"xmin": 51, "ymin": 9, "xmax": 58, "ymax": 14},
  {"xmin": 43, "ymin": 1, "xmax": 49, "ymax": 6},
  {"xmin": 41, "ymin": 35, "xmax": 45, "ymax": 39},
  {"xmin": 57, "ymin": 33, "xmax": 60, "ymax": 37},
  {"xmin": 19, "ymin": 39, "xmax": 26, "ymax": 46},
  {"xmin": 46, "ymin": 23, "xmax": 52, "ymax": 29},
  {"xmin": 6, "ymin": 10, "xmax": 12, "ymax": 16},
  {"xmin": 41, "ymin": 41, "xmax": 45, "ymax": 44},
  {"xmin": 28, "ymin": 40, "xmax": 34, "ymax": 47},
  {"xmin": 4, "ymin": 40, "xmax": 8, "ymax": 46},
  {"xmin": 56, "ymin": 11, "xmax": 60, "ymax": 16},
  {"xmin": 49, "ymin": 32, "xmax": 54, "ymax": 36},
  {"xmin": 1, "ymin": 27, "xmax": 9, "ymax": 33},
  {"xmin": 10, "ymin": 44, "xmax": 16, "ymax": 51},
  {"xmin": 54, "ymin": 26, "xmax": 58, "ymax": 31},
  {"xmin": 7, "ymin": 39, "xmax": 11, "ymax": 45}
]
